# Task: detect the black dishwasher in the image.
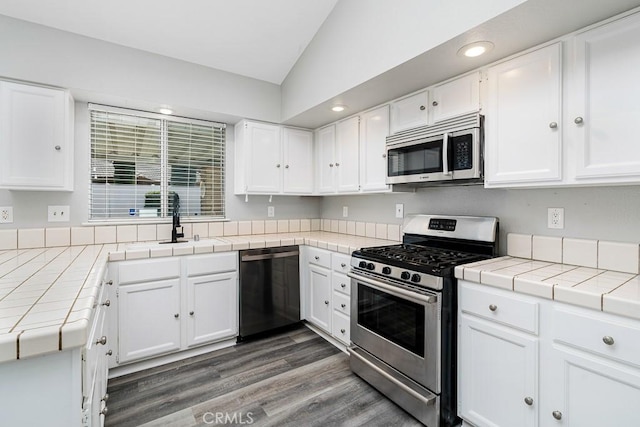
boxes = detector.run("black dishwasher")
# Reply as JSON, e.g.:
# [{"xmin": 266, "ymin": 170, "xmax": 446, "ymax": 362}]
[{"xmin": 238, "ymin": 245, "xmax": 300, "ymax": 341}]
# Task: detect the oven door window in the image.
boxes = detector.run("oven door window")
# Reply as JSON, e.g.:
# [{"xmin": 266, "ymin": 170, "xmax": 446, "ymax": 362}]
[
  {"xmin": 357, "ymin": 284, "xmax": 425, "ymax": 356},
  {"xmin": 387, "ymin": 138, "xmax": 443, "ymax": 177}
]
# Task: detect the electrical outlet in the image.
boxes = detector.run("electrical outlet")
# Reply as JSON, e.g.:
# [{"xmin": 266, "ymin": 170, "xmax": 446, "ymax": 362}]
[
  {"xmin": 267, "ymin": 206, "xmax": 275, "ymax": 218},
  {"xmin": 0, "ymin": 207, "xmax": 13, "ymax": 223},
  {"xmin": 547, "ymin": 207, "xmax": 564, "ymax": 229},
  {"xmin": 48, "ymin": 205, "xmax": 70, "ymax": 222},
  {"xmin": 395, "ymin": 204, "xmax": 404, "ymax": 219},
  {"xmin": 342, "ymin": 206, "xmax": 348, "ymax": 218}
]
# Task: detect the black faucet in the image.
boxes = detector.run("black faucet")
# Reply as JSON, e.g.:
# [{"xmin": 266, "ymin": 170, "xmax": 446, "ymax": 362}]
[{"xmin": 171, "ymin": 193, "xmax": 184, "ymax": 243}]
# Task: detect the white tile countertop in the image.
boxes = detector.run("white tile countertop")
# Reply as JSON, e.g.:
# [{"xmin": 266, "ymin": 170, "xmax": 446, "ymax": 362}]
[
  {"xmin": 455, "ymin": 233, "xmax": 640, "ymax": 321},
  {"xmin": 0, "ymin": 231, "xmax": 396, "ymax": 363}
]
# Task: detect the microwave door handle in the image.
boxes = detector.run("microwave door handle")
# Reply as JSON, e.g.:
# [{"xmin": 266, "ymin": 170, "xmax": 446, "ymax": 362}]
[{"xmin": 442, "ymin": 133, "xmax": 452, "ymax": 176}]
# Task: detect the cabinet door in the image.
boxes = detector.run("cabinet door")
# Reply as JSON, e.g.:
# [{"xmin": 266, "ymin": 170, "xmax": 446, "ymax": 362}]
[
  {"xmin": 570, "ymin": 13, "xmax": 640, "ymax": 181},
  {"xmin": 186, "ymin": 272, "xmax": 238, "ymax": 347},
  {"xmin": 459, "ymin": 314, "xmax": 538, "ymax": 427},
  {"xmin": 0, "ymin": 81, "xmax": 72, "ymax": 190},
  {"xmin": 359, "ymin": 105, "xmax": 390, "ymax": 192},
  {"xmin": 390, "ymin": 90, "xmax": 428, "ymax": 134},
  {"xmin": 543, "ymin": 346, "xmax": 640, "ymax": 427},
  {"xmin": 431, "ymin": 72, "xmax": 481, "ymax": 123},
  {"xmin": 245, "ymin": 121, "xmax": 282, "ymax": 193},
  {"xmin": 316, "ymin": 125, "xmax": 336, "ymax": 193},
  {"xmin": 308, "ymin": 264, "xmax": 332, "ymax": 332},
  {"xmin": 282, "ymin": 127, "xmax": 314, "ymax": 194},
  {"xmin": 485, "ymin": 43, "xmax": 562, "ymax": 186},
  {"xmin": 335, "ymin": 116, "xmax": 360, "ymax": 192},
  {"xmin": 118, "ymin": 279, "xmax": 181, "ymax": 363}
]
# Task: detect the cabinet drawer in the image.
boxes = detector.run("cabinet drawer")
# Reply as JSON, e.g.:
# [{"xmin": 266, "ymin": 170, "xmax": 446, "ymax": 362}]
[
  {"xmin": 307, "ymin": 247, "xmax": 331, "ymax": 268},
  {"xmin": 460, "ymin": 281, "xmax": 538, "ymax": 334},
  {"xmin": 332, "ymin": 272, "xmax": 350, "ymax": 295},
  {"xmin": 119, "ymin": 258, "xmax": 181, "ymax": 284},
  {"xmin": 333, "ymin": 291, "xmax": 350, "ymax": 316},
  {"xmin": 332, "ymin": 253, "xmax": 351, "ymax": 274},
  {"xmin": 332, "ymin": 311, "xmax": 350, "ymax": 345},
  {"xmin": 553, "ymin": 307, "xmax": 640, "ymax": 368},
  {"xmin": 187, "ymin": 252, "xmax": 237, "ymax": 276}
]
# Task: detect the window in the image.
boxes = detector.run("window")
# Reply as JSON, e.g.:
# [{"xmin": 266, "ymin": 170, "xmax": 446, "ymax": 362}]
[{"xmin": 89, "ymin": 104, "xmax": 225, "ymax": 220}]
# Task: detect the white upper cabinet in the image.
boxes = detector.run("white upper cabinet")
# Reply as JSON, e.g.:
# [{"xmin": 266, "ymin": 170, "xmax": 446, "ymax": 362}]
[
  {"xmin": 282, "ymin": 127, "xmax": 314, "ymax": 194},
  {"xmin": 0, "ymin": 81, "xmax": 74, "ymax": 191},
  {"xmin": 335, "ymin": 116, "xmax": 360, "ymax": 192},
  {"xmin": 359, "ymin": 105, "xmax": 390, "ymax": 192},
  {"xmin": 316, "ymin": 125, "xmax": 336, "ymax": 193},
  {"xmin": 234, "ymin": 120, "xmax": 313, "ymax": 195},
  {"xmin": 430, "ymin": 72, "xmax": 481, "ymax": 123},
  {"xmin": 569, "ymin": 12, "xmax": 640, "ymax": 182},
  {"xmin": 390, "ymin": 90, "xmax": 428, "ymax": 134},
  {"xmin": 485, "ymin": 43, "xmax": 563, "ymax": 187}
]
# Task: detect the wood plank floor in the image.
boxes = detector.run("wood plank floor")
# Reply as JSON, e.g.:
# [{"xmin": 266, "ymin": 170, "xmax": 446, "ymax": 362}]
[{"xmin": 105, "ymin": 324, "xmax": 422, "ymax": 427}]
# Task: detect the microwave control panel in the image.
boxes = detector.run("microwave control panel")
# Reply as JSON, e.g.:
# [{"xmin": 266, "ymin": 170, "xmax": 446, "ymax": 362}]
[{"xmin": 453, "ymin": 137, "xmax": 473, "ymax": 170}]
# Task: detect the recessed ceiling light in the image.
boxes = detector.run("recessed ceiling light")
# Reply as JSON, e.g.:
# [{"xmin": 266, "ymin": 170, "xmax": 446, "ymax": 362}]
[
  {"xmin": 331, "ymin": 105, "xmax": 346, "ymax": 112},
  {"xmin": 457, "ymin": 41, "xmax": 494, "ymax": 58},
  {"xmin": 159, "ymin": 108, "xmax": 173, "ymax": 115}
]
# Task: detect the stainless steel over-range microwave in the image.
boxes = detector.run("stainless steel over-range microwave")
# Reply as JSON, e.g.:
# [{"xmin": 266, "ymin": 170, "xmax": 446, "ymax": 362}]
[{"xmin": 386, "ymin": 113, "xmax": 483, "ymax": 185}]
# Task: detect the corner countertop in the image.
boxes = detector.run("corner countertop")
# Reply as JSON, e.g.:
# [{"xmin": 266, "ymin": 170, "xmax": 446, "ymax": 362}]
[
  {"xmin": 0, "ymin": 231, "xmax": 396, "ymax": 363},
  {"xmin": 455, "ymin": 256, "xmax": 640, "ymax": 321}
]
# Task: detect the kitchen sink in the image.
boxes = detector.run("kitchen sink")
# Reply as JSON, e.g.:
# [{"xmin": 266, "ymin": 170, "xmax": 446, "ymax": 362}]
[{"xmin": 125, "ymin": 238, "xmax": 229, "ymax": 250}]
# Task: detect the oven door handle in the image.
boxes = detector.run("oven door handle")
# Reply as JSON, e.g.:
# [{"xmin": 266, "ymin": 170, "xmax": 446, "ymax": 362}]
[
  {"xmin": 348, "ymin": 272, "xmax": 437, "ymax": 305},
  {"xmin": 348, "ymin": 346, "xmax": 437, "ymax": 406}
]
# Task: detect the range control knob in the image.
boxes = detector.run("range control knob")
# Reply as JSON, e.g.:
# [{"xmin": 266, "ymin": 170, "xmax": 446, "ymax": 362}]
[
  {"xmin": 359, "ymin": 261, "xmax": 367, "ymax": 269},
  {"xmin": 366, "ymin": 263, "xmax": 375, "ymax": 271},
  {"xmin": 401, "ymin": 271, "xmax": 411, "ymax": 280},
  {"xmin": 411, "ymin": 274, "xmax": 422, "ymax": 283},
  {"xmin": 382, "ymin": 267, "xmax": 392, "ymax": 275}
]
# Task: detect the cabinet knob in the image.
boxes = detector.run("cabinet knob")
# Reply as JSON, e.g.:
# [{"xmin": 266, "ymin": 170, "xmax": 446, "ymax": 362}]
[
  {"xmin": 341, "ymin": 283, "xmax": 346, "ymax": 288},
  {"xmin": 432, "ymin": 101, "xmax": 438, "ymax": 107},
  {"xmin": 552, "ymin": 410, "xmax": 563, "ymax": 420},
  {"xmin": 340, "ymin": 329, "xmax": 346, "ymax": 334},
  {"xmin": 102, "ymin": 393, "xmax": 110, "ymax": 402},
  {"xmin": 419, "ymin": 105, "xmax": 426, "ymax": 111},
  {"xmin": 104, "ymin": 280, "xmax": 113, "ymax": 286},
  {"xmin": 489, "ymin": 304, "xmax": 497, "ymax": 312},
  {"xmin": 524, "ymin": 397, "xmax": 534, "ymax": 406},
  {"xmin": 549, "ymin": 122, "xmax": 558, "ymax": 129},
  {"xmin": 341, "ymin": 263, "xmax": 346, "ymax": 268},
  {"xmin": 315, "ymin": 256, "xmax": 320, "ymax": 260},
  {"xmin": 602, "ymin": 335, "xmax": 615, "ymax": 345},
  {"xmin": 276, "ymin": 164, "xmax": 281, "ymax": 168},
  {"xmin": 574, "ymin": 116, "xmax": 584, "ymax": 125},
  {"xmin": 101, "ymin": 299, "xmax": 111, "ymax": 307},
  {"xmin": 189, "ymin": 311, "xmax": 195, "ymax": 316},
  {"xmin": 96, "ymin": 336, "xmax": 107, "ymax": 345},
  {"xmin": 329, "ymin": 163, "xmax": 334, "ymax": 167},
  {"xmin": 285, "ymin": 165, "xmax": 289, "ymax": 169},
  {"xmin": 54, "ymin": 145, "xmax": 61, "ymax": 151},
  {"xmin": 106, "ymin": 350, "xmax": 113, "ymax": 356},
  {"xmin": 382, "ymin": 153, "xmax": 387, "ymax": 158},
  {"xmin": 341, "ymin": 303, "xmax": 346, "ymax": 308},
  {"xmin": 174, "ymin": 313, "xmax": 180, "ymax": 318},
  {"xmin": 335, "ymin": 162, "xmax": 340, "ymax": 167},
  {"xmin": 100, "ymin": 406, "xmax": 108, "ymax": 416},
  {"xmin": 324, "ymin": 300, "xmax": 329, "ymax": 305}
]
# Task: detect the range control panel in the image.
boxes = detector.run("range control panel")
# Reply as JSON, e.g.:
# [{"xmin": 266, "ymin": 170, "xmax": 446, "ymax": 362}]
[{"xmin": 428, "ymin": 218, "xmax": 457, "ymax": 232}]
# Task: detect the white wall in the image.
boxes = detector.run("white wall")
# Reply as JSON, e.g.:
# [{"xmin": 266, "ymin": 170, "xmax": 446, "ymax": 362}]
[
  {"xmin": 280, "ymin": 0, "xmax": 526, "ymax": 121},
  {"xmin": 320, "ymin": 186, "xmax": 640, "ymax": 255}
]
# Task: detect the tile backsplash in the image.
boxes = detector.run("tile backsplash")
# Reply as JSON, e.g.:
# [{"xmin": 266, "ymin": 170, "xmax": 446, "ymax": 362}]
[{"xmin": 0, "ymin": 218, "xmax": 403, "ymax": 250}]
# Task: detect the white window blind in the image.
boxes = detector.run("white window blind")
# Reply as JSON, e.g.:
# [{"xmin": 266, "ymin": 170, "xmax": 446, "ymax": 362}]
[{"xmin": 89, "ymin": 105, "xmax": 226, "ymax": 220}]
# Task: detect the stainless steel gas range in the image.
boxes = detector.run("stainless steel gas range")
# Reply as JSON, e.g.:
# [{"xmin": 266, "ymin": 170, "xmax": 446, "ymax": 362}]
[{"xmin": 348, "ymin": 215, "xmax": 498, "ymax": 427}]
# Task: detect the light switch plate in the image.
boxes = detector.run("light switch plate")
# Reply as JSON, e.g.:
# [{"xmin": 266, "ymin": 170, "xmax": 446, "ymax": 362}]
[
  {"xmin": 395, "ymin": 204, "xmax": 404, "ymax": 219},
  {"xmin": 48, "ymin": 205, "xmax": 70, "ymax": 222},
  {"xmin": 0, "ymin": 207, "xmax": 13, "ymax": 223}
]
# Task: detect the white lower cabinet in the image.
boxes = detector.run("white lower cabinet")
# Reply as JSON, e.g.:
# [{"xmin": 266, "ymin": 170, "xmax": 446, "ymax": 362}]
[
  {"xmin": 303, "ymin": 247, "xmax": 352, "ymax": 347},
  {"xmin": 113, "ymin": 253, "xmax": 238, "ymax": 366},
  {"xmin": 459, "ymin": 280, "xmax": 640, "ymax": 427}
]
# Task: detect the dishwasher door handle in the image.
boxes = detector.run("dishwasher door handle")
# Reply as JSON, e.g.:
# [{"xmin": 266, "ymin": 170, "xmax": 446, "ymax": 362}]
[{"xmin": 241, "ymin": 250, "xmax": 299, "ymax": 262}]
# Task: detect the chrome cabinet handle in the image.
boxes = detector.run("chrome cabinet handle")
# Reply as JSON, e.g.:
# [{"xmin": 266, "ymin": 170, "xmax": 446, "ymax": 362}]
[
  {"xmin": 382, "ymin": 153, "xmax": 387, "ymax": 158},
  {"xmin": 276, "ymin": 164, "xmax": 281, "ymax": 168},
  {"xmin": 100, "ymin": 406, "xmax": 108, "ymax": 416},
  {"xmin": 189, "ymin": 311, "xmax": 195, "ymax": 316},
  {"xmin": 489, "ymin": 304, "xmax": 497, "ymax": 312},
  {"xmin": 315, "ymin": 256, "xmax": 320, "ymax": 260},
  {"xmin": 341, "ymin": 263, "xmax": 346, "ymax": 268},
  {"xmin": 102, "ymin": 393, "xmax": 109, "ymax": 402},
  {"xmin": 101, "ymin": 300, "xmax": 111, "ymax": 307},
  {"xmin": 324, "ymin": 300, "xmax": 329, "ymax": 305},
  {"xmin": 104, "ymin": 280, "xmax": 113, "ymax": 286},
  {"xmin": 335, "ymin": 162, "xmax": 340, "ymax": 166},
  {"xmin": 432, "ymin": 101, "xmax": 438, "ymax": 106},
  {"xmin": 603, "ymin": 336, "xmax": 615, "ymax": 345},
  {"xmin": 549, "ymin": 122, "xmax": 558, "ymax": 129},
  {"xmin": 329, "ymin": 163, "xmax": 334, "ymax": 167},
  {"xmin": 55, "ymin": 145, "xmax": 61, "ymax": 151},
  {"xmin": 96, "ymin": 336, "xmax": 107, "ymax": 345},
  {"xmin": 419, "ymin": 105, "xmax": 426, "ymax": 111},
  {"xmin": 341, "ymin": 283, "xmax": 346, "ymax": 288},
  {"xmin": 524, "ymin": 397, "xmax": 534, "ymax": 406},
  {"xmin": 574, "ymin": 116, "xmax": 584, "ymax": 124},
  {"xmin": 285, "ymin": 165, "xmax": 289, "ymax": 168},
  {"xmin": 552, "ymin": 411, "xmax": 562, "ymax": 420},
  {"xmin": 174, "ymin": 313, "xmax": 179, "ymax": 318},
  {"xmin": 341, "ymin": 303, "xmax": 346, "ymax": 308},
  {"xmin": 340, "ymin": 329, "xmax": 346, "ymax": 334},
  {"xmin": 106, "ymin": 350, "xmax": 113, "ymax": 356}
]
